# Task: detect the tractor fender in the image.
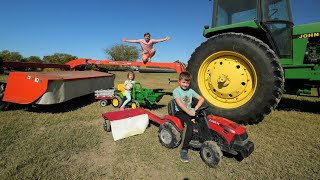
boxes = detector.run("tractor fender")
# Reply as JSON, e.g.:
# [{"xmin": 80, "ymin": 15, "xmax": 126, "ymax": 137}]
[{"xmin": 163, "ymin": 115, "xmax": 184, "ymax": 131}]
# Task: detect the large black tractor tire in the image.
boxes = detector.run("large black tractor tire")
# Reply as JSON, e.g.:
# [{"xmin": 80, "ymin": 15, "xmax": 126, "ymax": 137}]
[
  {"xmin": 200, "ymin": 141, "xmax": 223, "ymax": 168},
  {"xmin": 158, "ymin": 122, "xmax": 182, "ymax": 149},
  {"xmin": 187, "ymin": 32, "xmax": 284, "ymax": 124}
]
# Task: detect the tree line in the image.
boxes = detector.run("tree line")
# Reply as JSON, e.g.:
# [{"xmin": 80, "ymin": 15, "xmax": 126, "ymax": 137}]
[{"xmin": 0, "ymin": 44, "xmax": 140, "ymax": 65}]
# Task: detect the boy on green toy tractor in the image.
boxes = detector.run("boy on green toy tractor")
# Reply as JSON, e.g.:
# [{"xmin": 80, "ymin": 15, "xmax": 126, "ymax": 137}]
[{"xmin": 111, "ymin": 82, "xmax": 165, "ymax": 109}]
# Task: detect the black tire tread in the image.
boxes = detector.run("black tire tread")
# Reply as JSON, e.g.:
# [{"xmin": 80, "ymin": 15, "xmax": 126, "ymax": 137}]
[
  {"xmin": 200, "ymin": 141, "xmax": 223, "ymax": 168},
  {"xmin": 158, "ymin": 122, "xmax": 181, "ymax": 149},
  {"xmin": 187, "ymin": 32, "xmax": 284, "ymax": 124}
]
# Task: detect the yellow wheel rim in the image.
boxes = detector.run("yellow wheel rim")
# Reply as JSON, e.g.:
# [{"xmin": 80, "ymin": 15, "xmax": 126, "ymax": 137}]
[
  {"xmin": 131, "ymin": 103, "xmax": 137, "ymax": 109},
  {"xmin": 198, "ymin": 51, "xmax": 257, "ymax": 108},
  {"xmin": 112, "ymin": 99, "xmax": 119, "ymax": 107}
]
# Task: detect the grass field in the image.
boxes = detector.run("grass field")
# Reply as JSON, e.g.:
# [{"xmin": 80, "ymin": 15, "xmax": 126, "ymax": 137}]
[{"xmin": 0, "ymin": 71, "xmax": 320, "ymax": 179}]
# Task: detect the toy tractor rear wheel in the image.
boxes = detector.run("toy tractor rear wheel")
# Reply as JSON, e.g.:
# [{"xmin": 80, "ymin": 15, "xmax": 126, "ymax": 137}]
[
  {"xmin": 131, "ymin": 101, "xmax": 140, "ymax": 109},
  {"xmin": 103, "ymin": 118, "xmax": 111, "ymax": 132},
  {"xmin": 187, "ymin": 32, "xmax": 284, "ymax": 124},
  {"xmin": 112, "ymin": 95, "xmax": 123, "ymax": 108},
  {"xmin": 158, "ymin": 122, "xmax": 182, "ymax": 149},
  {"xmin": 100, "ymin": 100, "xmax": 108, "ymax": 107},
  {"xmin": 200, "ymin": 141, "xmax": 223, "ymax": 168}
]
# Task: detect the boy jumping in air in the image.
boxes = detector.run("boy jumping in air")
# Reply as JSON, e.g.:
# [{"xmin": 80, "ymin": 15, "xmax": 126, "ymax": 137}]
[{"xmin": 122, "ymin": 32, "xmax": 171, "ymax": 64}]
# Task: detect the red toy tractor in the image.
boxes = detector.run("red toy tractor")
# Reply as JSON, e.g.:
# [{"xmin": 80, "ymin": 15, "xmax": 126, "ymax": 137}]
[
  {"xmin": 158, "ymin": 100, "xmax": 254, "ymax": 167},
  {"xmin": 102, "ymin": 100, "xmax": 254, "ymax": 168}
]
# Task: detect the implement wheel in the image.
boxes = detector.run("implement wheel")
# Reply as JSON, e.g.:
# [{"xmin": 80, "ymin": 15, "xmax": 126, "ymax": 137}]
[
  {"xmin": 0, "ymin": 83, "xmax": 9, "ymax": 111},
  {"xmin": 103, "ymin": 118, "xmax": 111, "ymax": 132},
  {"xmin": 188, "ymin": 33, "xmax": 284, "ymax": 124}
]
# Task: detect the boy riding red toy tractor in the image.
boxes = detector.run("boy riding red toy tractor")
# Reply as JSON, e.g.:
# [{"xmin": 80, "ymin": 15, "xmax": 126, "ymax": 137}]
[
  {"xmin": 102, "ymin": 100, "xmax": 254, "ymax": 168},
  {"xmin": 158, "ymin": 100, "xmax": 254, "ymax": 167}
]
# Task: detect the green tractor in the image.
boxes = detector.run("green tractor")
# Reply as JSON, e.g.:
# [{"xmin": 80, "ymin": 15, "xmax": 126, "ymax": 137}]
[
  {"xmin": 111, "ymin": 82, "xmax": 166, "ymax": 109},
  {"xmin": 188, "ymin": 0, "xmax": 320, "ymax": 124}
]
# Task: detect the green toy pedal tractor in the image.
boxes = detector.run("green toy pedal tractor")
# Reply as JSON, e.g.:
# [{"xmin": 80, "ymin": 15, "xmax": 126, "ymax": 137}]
[{"xmin": 111, "ymin": 82, "xmax": 165, "ymax": 109}]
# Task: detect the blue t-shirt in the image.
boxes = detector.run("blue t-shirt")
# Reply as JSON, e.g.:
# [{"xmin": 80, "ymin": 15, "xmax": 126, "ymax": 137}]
[{"xmin": 172, "ymin": 87, "xmax": 199, "ymax": 112}]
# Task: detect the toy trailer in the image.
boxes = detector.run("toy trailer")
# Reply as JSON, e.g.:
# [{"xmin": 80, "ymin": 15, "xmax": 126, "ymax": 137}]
[
  {"xmin": 2, "ymin": 71, "xmax": 114, "ymax": 106},
  {"xmin": 94, "ymin": 89, "xmax": 115, "ymax": 107}
]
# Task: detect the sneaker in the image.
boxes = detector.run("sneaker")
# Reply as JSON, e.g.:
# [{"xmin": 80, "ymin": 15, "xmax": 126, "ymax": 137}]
[
  {"xmin": 120, "ymin": 107, "xmax": 124, "ymax": 111},
  {"xmin": 180, "ymin": 149, "xmax": 189, "ymax": 163}
]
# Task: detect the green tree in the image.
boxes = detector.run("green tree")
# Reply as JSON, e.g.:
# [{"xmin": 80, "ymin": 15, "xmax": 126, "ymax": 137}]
[
  {"xmin": 0, "ymin": 50, "xmax": 23, "ymax": 62},
  {"xmin": 26, "ymin": 56, "xmax": 42, "ymax": 63},
  {"xmin": 43, "ymin": 53, "xmax": 78, "ymax": 64},
  {"xmin": 105, "ymin": 44, "xmax": 140, "ymax": 61},
  {"xmin": 24, "ymin": 56, "xmax": 43, "ymax": 71}
]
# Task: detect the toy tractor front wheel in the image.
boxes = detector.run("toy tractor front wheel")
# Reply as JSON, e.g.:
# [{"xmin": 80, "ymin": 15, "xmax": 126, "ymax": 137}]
[
  {"xmin": 131, "ymin": 101, "xmax": 140, "ymax": 109},
  {"xmin": 158, "ymin": 122, "xmax": 182, "ymax": 149},
  {"xmin": 103, "ymin": 118, "xmax": 111, "ymax": 132},
  {"xmin": 200, "ymin": 141, "xmax": 223, "ymax": 168},
  {"xmin": 112, "ymin": 95, "xmax": 123, "ymax": 108}
]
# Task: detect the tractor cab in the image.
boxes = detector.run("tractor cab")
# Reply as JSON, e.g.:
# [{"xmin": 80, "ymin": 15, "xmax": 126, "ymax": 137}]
[{"xmin": 209, "ymin": 0, "xmax": 293, "ymax": 58}]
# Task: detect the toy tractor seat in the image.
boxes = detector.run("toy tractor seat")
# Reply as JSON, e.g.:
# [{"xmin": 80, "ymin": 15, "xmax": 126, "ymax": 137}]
[
  {"xmin": 168, "ymin": 98, "xmax": 199, "ymax": 116},
  {"xmin": 168, "ymin": 99, "xmax": 176, "ymax": 116},
  {"xmin": 117, "ymin": 84, "xmax": 125, "ymax": 95}
]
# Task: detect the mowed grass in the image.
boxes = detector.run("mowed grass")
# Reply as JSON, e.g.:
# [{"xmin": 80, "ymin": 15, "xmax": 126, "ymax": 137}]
[{"xmin": 0, "ymin": 71, "xmax": 320, "ymax": 179}]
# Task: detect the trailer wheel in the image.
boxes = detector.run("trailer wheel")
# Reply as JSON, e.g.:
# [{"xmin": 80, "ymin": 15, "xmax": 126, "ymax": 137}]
[
  {"xmin": 131, "ymin": 101, "xmax": 140, "ymax": 109},
  {"xmin": 100, "ymin": 100, "xmax": 108, "ymax": 107},
  {"xmin": 0, "ymin": 102, "xmax": 9, "ymax": 111},
  {"xmin": 0, "ymin": 83, "xmax": 8, "ymax": 111},
  {"xmin": 158, "ymin": 122, "xmax": 181, "ymax": 149},
  {"xmin": 103, "ymin": 118, "xmax": 111, "ymax": 132},
  {"xmin": 0, "ymin": 83, "xmax": 5, "ymax": 97},
  {"xmin": 200, "ymin": 141, "xmax": 223, "ymax": 168},
  {"xmin": 188, "ymin": 32, "xmax": 284, "ymax": 124},
  {"xmin": 112, "ymin": 96, "xmax": 122, "ymax": 108}
]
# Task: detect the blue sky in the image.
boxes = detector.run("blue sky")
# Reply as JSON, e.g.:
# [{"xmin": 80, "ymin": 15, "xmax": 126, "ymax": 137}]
[{"xmin": 0, "ymin": 0, "xmax": 319, "ymax": 63}]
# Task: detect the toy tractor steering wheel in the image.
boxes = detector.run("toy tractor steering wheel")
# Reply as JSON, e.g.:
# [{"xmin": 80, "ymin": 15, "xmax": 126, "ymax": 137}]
[{"xmin": 195, "ymin": 106, "xmax": 209, "ymax": 116}]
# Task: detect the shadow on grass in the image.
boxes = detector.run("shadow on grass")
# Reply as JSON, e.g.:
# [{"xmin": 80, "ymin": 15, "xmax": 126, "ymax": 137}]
[
  {"xmin": 24, "ymin": 94, "xmax": 97, "ymax": 113},
  {"xmin": 276, "ymin": 97, "xmax": 320, "ymax": 114},
  {"xmin": 164, "ymin": 92, "xmax": 173, "ymax": 96},
  {"xmin": 223, "ymin": 152, "xmax": 246, "ymax": 162},
  {"xmin": 137, "ymin": 104, "xmax": 166, "ymax": 111}
]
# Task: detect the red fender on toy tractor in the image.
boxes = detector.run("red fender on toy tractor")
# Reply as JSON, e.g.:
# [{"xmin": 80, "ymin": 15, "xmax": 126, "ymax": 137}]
[{"xmin": 163, "ymin": 115, "xmax": 184, "ymax": 131}]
